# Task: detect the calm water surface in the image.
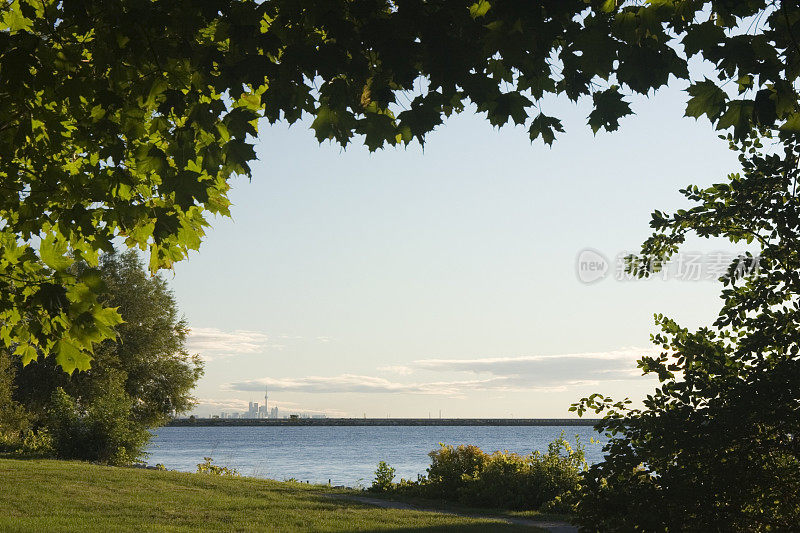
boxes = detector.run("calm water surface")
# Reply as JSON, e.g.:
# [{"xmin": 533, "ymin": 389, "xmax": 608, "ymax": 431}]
[{"xmin": 146, "ymin": 426, "xmax": 604, "ymax": 487}]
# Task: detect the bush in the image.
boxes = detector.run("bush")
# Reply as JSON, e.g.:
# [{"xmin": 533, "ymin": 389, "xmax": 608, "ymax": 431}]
[
  {"xmin": 424, "ymin": 444, "xmax": 487, "ymax": 500},
  {"xmin": 0, "ymin": 428, "xmax": 54, "ymax": 457},
  {"xmin": 373, "ymin": 434, "xmax": 587, "ymax": 511},
  {"xmin": 370, "ymin": 461, "xmax": 396, "ymax": 492},
  {"xmin": 196, "ymin": 457, "xmax": 239, "ymax": 476},
  {"xmin": 0, "ymin": 347, "xmax": 31, "ymax": 451},
  {"xmin": 48, "ymin": 385, "xmax": 150, "ymax": 465}
]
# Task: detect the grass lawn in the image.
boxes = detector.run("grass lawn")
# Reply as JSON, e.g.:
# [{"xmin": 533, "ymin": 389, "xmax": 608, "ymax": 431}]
[{"xmin": 0, "ymin": 458, "xmax": 540, "ymax": 532}]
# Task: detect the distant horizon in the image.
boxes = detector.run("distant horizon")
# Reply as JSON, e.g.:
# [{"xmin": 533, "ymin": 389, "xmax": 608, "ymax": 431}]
[
  {"xmin": 166, "ymin": 416, "xmax": 603, "ymax": 427},
  {"xmin": 173, "ymin": 415, "xmax": 604, "ymax": 420}
]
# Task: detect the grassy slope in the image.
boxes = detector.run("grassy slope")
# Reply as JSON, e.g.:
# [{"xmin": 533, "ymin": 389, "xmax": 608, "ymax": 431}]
[{"xmin": 0, "ymin": 459, "xmax": 538, "ymax": 532}]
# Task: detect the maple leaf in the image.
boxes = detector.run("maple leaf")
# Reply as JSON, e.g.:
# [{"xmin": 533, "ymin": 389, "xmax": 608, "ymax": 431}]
[
  {"xmin": 529, "ymin": 114, "xmax": 564, "ymax": 146},
  {"xmin": 685, "ymin": 80, "xmax": 728, "ymax": 122},
  {"xmin": 588, "ymin": 88, "xmax": 633, "ymax": 133}
]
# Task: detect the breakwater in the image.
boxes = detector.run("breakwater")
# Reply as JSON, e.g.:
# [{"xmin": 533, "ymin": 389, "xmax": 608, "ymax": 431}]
[{"xmin": 167, "ymin": 417, "xmax": 601, "ymax": 427}]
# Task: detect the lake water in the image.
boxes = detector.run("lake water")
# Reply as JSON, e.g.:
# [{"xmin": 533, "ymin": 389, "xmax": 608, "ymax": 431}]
[{"xmin": 146, "ymin": 426, "xmax": 605, "ymax": 487}]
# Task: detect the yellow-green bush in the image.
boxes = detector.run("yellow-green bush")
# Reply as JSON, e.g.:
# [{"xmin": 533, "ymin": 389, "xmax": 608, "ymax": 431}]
[
  {"xmin": 375, "ymin": 433, "xmax": 587, "ymax": 511},
  {"xmin": 370, "ymin": 460, "xmax": 396, "ymax": 492},
  {"xmin": 196, "ymin": 457, "xmax": 240, "ymax": 476}
]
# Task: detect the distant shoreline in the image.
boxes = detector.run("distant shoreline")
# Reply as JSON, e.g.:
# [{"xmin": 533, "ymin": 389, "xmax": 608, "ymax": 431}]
[{"xmin": 166, "ymin": 418, "xmax": 601, "ymax": 427}]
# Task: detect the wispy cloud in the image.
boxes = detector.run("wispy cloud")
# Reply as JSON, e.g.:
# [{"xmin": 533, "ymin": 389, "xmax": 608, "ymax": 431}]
[
  {"xmin": 232, "ymin": 374, "xmax": 500, "ymax": 395},
  {"xmin": 229, "ymin": 374, "xmax": 581, "ymax": 398},
  {"xmin": 187, "ymin": 327, "xmax": 270, "ymax": 360},
  {"xmin": 225, "ymin": 348, "xmax": 657, "ymax": 398},
  {"xmin": 377, "ymin": 365, "xmax": 416, "ymax": 376},
  {"xmin": 393, "ymin": 347, "xmax": 657, "ymax": 382},
  {"xmin": 194, "ymin": 397, "xmax": 250, "ymax": 411}
]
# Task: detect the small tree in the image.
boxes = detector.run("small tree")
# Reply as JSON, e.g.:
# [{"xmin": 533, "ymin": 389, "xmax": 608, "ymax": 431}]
[{"xmin": 371, "ymin": 461, "xmax": 396, "ymax": 492}]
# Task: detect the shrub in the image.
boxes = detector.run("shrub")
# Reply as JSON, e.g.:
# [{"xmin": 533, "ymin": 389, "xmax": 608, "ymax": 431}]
[
  {"xmin": 48, "ymin": 385, "xmax": 150, "ymax": 465},
  {"xmin": 370, "ymin": 460, "xmax": 396, "ymax": 492},
  {"xmin": 375, "ymin": 434, "xmax": 587, "ymax": 511},
  {"xmin": 0, "ymin": 347, "xmax": 32, "ymax": 451},
  {"xmin": 0, "ymin": 429, "xmax": 53, "ymax": 457},
  {"xmin": 196, "ymin": 457, "xmax": 239, "ymax": 476},
  {"xmin": 424, "ymin": 444, "xmax": 487, "ymax": 500}
]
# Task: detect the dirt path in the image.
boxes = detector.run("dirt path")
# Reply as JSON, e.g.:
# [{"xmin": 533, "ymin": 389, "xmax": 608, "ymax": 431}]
[{"xmin": 328, "ymin": 494, "xmax": 578, "ymax": 533}]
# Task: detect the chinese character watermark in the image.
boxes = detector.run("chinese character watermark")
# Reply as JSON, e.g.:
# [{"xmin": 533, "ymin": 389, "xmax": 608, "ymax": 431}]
[{"xmin": 576, "ymin": 249, "xmax": 761, "ymax": 284}]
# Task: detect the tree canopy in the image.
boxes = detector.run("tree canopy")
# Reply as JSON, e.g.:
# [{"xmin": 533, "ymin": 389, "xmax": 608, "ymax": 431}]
[{"xmin": 2, "ymin": 0, "xmax": 800, "ymax": 372}]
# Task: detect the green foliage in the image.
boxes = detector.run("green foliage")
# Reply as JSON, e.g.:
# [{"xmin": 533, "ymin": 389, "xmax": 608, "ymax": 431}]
[
  {"xmin": 370, "ymin": 460, "xmax": 397, "ymax": 492},
  {"xmin": 0, "ymin": 347, "xmax": 28, "ymax": 440},
  {"xmin": 572, "ymin": 135, "xmax": 800, "ymax": 531},
  {"xmin": 588, "ymin": 87, "xmax": 632, "ymax": 134},
  {"xmin": 196, "ymin": 457, "xmax": 240, "ymax": 476},
  {"xmin": 13, "ymin": 429, "xmax": 54, "ymax": 457},
  {"xmin": 8, "ymin": 250, "xmax": 200, "ymax": 464},
  {"xmin": 47, "ymin": 385, "xmax": 150, "ymax": 465},
  {"xmin": 456, "ymin": 437, "xmax": 586, "ymax": 511},
  {"xmin": 0, "ymin": 0, "xmax": 253, "ymax": 372},
  {"xmin": 3, "ymin": 0, "xmax": 800, "ymax": 372},
  {"xmin": 0, "ymin": 348, "xmax": 52, "ymax": 457},
  {"xmin": 378, "ymin": 434, "xmax": 586, "ymax": 511}
]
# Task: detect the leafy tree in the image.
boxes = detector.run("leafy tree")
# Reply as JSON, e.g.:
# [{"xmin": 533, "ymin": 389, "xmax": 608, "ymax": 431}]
[
  {"xmin": 572, "ymin": 133, "xmax": 800, "ymax": 530},
  {"xmin": 2, "ymin": 0, "xmax": 800, "ymax": 372},
  {"xmin": 11, "ymin": 250, "xmax": 202, "ymax": 463},
  {"xmin": 91, "ymin": 251, "xmax": 203, "ymax": 427}
]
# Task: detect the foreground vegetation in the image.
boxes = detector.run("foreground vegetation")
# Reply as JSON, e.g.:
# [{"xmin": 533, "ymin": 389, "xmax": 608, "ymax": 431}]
[
  {"xmin": 371, "ymin": 434, "xmax": 585, "ymax": 514},
  {"xmin": 0, "ymin": 251, "xmax": 201, "ymax": 465},
  {"xmin": 0, "ymin": 458, "xmax": 541, "ymax": 532}
]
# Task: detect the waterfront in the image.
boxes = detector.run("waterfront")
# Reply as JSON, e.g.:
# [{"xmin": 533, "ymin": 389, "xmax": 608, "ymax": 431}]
[
  {"xmin": 146, "ymin": 425, "xmax": 604, "ymax": 487},
  {"xmin": 167, "ymin": 417, "xmax": 601, "ymax": 427}
]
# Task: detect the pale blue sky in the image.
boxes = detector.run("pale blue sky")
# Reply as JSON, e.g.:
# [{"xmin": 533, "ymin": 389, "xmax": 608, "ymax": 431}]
[{"xmin": 172, "ymin": 82, "xmax": 745, "ymax": 418}]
